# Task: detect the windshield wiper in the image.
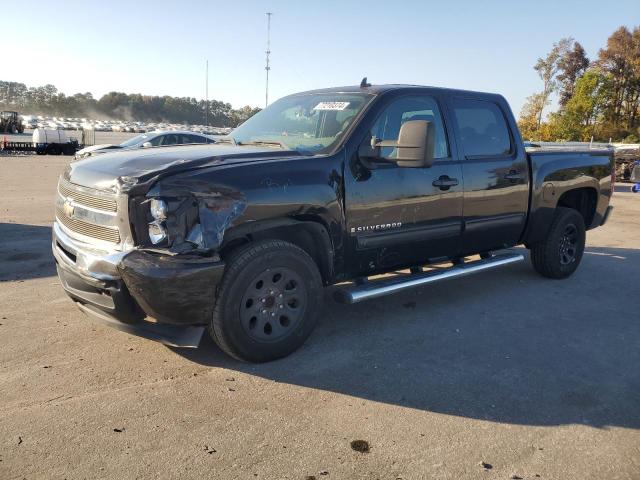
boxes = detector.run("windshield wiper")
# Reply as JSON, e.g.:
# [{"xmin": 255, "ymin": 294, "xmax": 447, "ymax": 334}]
[{"xmin": 237, "ymin": 140, "xmax": 288, "ymax": 149}]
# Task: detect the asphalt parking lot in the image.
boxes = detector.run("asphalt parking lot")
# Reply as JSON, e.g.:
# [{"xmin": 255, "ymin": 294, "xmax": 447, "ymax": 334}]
[{"xmin": 1, "ymin": 153, "xmax": 639, "ymax": 479}]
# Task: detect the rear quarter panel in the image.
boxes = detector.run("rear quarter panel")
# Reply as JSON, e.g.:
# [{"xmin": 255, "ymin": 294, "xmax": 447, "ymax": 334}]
[{"xmin": 522, "ymin": 149, "xmax": 613, "ymax": 245}]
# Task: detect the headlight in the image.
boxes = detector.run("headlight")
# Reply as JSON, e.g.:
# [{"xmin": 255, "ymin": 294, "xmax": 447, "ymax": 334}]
[
  {"xmin": 148, "ymin": 198, "xmax": 168, "ymax": 244},
  {"xmin": 150, "ymin": 198, "xmax": 168, "ymax": 221},
  {"xmin": 148, "ymin": 220, "xmax": 167, "ymax": 244}
]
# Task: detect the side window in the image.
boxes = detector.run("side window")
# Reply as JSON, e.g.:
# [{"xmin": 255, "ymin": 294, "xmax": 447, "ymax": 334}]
[
  {"xmin": 148, "ymin": 135, "xmax": 163, "ymax": 146},
  {"xmin": 161, "ymin": 134, "xmax": 179, "ymax": 146},
  {"xmin": 451, "ymin": 99, "xmax": 512, "ymax": 157},
  {"xmin": 369, "ymin": 96, "xmax": 449, "ymax": 159},
  {"xmin": 189, "ymin": 135, "xmax": 207, "ymax": 144}
]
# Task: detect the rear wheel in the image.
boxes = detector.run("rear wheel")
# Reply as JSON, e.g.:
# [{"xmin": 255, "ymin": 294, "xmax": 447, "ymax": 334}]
[
  {"xmin": 530, "ymin": 207, "xmax": 586, "ymax": 279},
  {"xmin": 46, "ymin": 144, "xmax": 61, "ymax": 155},
  {"xmin": 209, "ymin": 240, "xmax": 323, "ymax": 362},
  {"xmin": 63, "ymin": 143, "xmax": 76, "ymax": 156}
]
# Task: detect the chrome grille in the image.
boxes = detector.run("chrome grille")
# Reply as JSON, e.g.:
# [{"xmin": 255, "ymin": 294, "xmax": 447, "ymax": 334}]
[
  {"xmin": 55, "ymin": 207, "xmax": 121, "ymax": 243},
  {"xmin": 56, "ymin": 178, "xmax": 123, "ymax": 245},
  {"xmin": 58, "ymin": 178, "xmax": 117, "ymax": 212}
]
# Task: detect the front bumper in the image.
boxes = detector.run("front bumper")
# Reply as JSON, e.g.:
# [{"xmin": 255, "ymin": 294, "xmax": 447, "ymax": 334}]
[{"xmin": 52, "ymin": 221, "xmax": 225, "ymax": 347}]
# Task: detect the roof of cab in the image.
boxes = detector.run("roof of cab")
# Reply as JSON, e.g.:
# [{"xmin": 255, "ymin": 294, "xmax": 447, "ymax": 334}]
[{"xmin": 289, "ymin": 83, "xmax": 504, "ymax": 100}]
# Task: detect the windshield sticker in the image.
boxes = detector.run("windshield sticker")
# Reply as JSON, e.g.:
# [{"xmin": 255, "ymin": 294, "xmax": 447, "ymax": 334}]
[{"xmin": 313, "ymin": 101, "xmax": 350, "ymax": 111}]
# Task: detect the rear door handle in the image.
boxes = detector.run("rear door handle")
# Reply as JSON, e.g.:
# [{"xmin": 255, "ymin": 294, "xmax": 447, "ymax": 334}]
[
  {"xmin": 504, "ymin": 170, "xmax": 523, "ymax": 182},
  {"xmin": 432, "ymin": 175, "xmax": 459, "ymax": 190}
]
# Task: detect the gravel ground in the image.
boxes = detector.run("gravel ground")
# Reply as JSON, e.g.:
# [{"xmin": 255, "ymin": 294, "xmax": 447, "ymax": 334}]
[{"xmin": 0, "ymin": 153, "xmax": 639, "ymax": 479}]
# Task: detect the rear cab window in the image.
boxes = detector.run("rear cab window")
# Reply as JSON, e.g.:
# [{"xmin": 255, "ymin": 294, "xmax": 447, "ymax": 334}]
[{"xmin": 451, "ymin": 98, "xmax": 512, "ymax": 157}]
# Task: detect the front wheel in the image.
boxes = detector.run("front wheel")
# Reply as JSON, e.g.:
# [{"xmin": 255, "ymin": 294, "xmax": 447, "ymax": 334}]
[
  {"xmin": 530, "ymin": 207, "xmax": 586, "ymax": 279},
  {"xmin": 209, "ymin": 240, "xmax": 323, "ymax": 362}
]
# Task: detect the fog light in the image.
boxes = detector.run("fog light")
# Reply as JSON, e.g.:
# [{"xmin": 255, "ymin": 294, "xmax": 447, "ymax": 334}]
[
  {"xmin": 148, "ymin": 221, "xmax": 166, "ymax": 244},
  {"xmin": 150, "ymin": 198, "xmax": 168, "ymax": 221}
]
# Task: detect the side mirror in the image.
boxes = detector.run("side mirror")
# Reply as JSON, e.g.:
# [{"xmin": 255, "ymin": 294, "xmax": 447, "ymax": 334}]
[
  {"xmin": 141, "ymin": 142, "xmax": 152, "ymax": 148},
  {"xmin": 394, "ymin": 120, "xmax": 435, "ymax": 168},
  {"xmin": 360, "ymin": 120, "xmax": 435, "ymax": 168}
]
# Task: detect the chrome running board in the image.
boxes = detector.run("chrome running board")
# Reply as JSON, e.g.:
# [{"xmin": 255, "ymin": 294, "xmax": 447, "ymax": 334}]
[{"xmin": 333, "ymin": 252, "xmax": 524, "ymax": 304}]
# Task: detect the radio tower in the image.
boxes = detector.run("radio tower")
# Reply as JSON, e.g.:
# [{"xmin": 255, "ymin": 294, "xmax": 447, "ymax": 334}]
[
  {"xmin": 265, "ymin": 12, "xmax": 273, "ymax": 107},
  {"xmin": 205, "ymin": 59, "xmax": 209, "ymax": 126}
]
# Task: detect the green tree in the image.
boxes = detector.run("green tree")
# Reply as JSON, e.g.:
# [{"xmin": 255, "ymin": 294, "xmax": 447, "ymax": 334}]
[
  {"xmin": 533, "ymin": 37, "xmax": 573, "ymax": 126},
  {"xmin": 518, "ymin": 92, "xmax": 548, "ymax": 140},
  {"xmin": 557, "ymin": 41, "xmax": 590, "ymax": 107},
  {"xmin": 596, "ymin": 26, "xmax": 640, "ymax": 132},
  {"xmin": 554, "ymin": 70, "xmax": 610, "ymax": 140}
]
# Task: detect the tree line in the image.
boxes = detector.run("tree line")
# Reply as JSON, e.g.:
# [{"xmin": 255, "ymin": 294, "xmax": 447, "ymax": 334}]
[
  {"xmin": 0, "ymin": 81, "xmax": 261, "ymax": 127},
  {"xmin": 519, "ymin": 25, "xmax": 640, "ymax": 143}
]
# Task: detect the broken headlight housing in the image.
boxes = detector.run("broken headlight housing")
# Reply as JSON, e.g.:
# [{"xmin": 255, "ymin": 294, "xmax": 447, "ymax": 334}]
[
  {"xmin": 140, "ymin": 196, "xmax": 204, "ymax": 250},
  {"xmin": 136, "ymin": 185, "xmax": 245, "ymax": 251}
]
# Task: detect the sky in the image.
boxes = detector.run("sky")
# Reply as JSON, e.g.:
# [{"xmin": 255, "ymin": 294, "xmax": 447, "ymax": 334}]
[{"xmin": 5, "ymin": 0, "xmax": 639, "ymax": 116}]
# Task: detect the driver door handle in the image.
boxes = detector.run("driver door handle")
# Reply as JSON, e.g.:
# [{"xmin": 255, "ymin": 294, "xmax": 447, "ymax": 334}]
[{"xmin": 432, "ymin": 175, "xmax": 459, "ymax": 190}]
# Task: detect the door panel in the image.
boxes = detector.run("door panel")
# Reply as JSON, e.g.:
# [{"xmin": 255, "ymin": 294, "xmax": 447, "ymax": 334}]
[
  {"xmin": 346, "ymin": 162, "xmax": 463, "ymax": 253},
  {"xmin": 450, "ymin": 97, "xmax": 529, "ymax": 254},
  {"xmin": 344, "ymin": 95, "xmax": 463, "ymax": 274},
  {"xmin": 459, "ymin": 157, "xmax": 529, "ymax": 251}
]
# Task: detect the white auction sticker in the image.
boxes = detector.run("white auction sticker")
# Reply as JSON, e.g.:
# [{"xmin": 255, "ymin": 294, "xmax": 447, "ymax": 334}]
[{"xmin": 313, "ymin": 101, "xmax": 350, "ymax": 111}]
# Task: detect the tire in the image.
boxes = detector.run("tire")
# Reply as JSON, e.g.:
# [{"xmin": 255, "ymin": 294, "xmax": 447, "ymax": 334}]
[
  {"xmin": 63, "ymin": 144, "xmax": 76, "ymax": 156},
  {"xmin": 209, "ymin": 240, "xmax": 323, "ymax": 362},
  {"xmin": 530, "ymin": 207, "xmax": 586, "ymax": 279},
  {"xmin": 46, "ymin": 144, "xmax": 61, "ymax": 155}
]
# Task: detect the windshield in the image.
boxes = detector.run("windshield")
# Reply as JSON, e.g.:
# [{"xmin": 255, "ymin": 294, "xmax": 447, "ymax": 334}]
[
  {"xmin": 119, "ymin": 133, "xmax": 150, "ymax": 148},
  {"xmin": 229, "ymin": 93, "xmax": 373, "ymax": 154}
]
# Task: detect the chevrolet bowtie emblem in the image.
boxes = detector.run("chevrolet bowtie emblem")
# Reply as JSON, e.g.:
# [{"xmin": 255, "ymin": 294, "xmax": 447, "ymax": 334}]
[{"xmin": 63, "ymin": 198, "xmax": 75, "ymax": 218}]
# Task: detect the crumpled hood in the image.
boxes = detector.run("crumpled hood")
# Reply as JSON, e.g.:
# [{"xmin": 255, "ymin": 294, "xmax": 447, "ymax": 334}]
[{"xmin": 65, "ymin": 144, "xmax": 300, "ymax": 193}]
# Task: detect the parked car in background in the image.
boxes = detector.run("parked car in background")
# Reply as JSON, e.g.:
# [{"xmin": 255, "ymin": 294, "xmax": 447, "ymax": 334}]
[
  {"xmin": 74, "ymin": 130, "xmax": 216, "ymax": 159},
  {"xmin": 21, "ymin": 116, "xmax": 38, "ymax": 130}
]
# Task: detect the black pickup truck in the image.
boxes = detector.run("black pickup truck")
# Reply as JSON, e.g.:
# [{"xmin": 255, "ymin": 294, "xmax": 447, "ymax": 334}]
[{"xmin": 52, "ymin": 82, "xmax": 614, "ymax": 362}]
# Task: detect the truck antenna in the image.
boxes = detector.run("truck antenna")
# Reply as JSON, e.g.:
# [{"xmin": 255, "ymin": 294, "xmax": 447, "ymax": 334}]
[{"xmin": 360, "ymin": 77, "xmax": 371, "ymax": 88}]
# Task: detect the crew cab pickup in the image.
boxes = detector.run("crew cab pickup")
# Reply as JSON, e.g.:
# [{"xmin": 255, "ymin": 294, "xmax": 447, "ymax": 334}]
[{"xmin": 52, "ymin": 83, "xmax": 614, "ymax": 362}]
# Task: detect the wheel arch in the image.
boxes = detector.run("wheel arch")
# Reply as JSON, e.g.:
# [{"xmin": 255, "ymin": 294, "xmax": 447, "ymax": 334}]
[
  {"xmin": 221, "ymin": 217, "xmax": 334, "ymax": 285},
  {"xmin": 556, "ymin": 187, "xmax": 598, "ymax": 229},
  {"xmin": 523, "ymin": 183, "xmax": 599, "ymax": 246}
]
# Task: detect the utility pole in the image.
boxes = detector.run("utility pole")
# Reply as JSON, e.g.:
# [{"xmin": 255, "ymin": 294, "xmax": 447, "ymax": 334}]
[
  {"xmin": 265, "ymin": 12, "xmax": 273, "ymax": 107},
  {"xmin": 205, "ymin": 59, "xmax": 209, "ymax": 127}
]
